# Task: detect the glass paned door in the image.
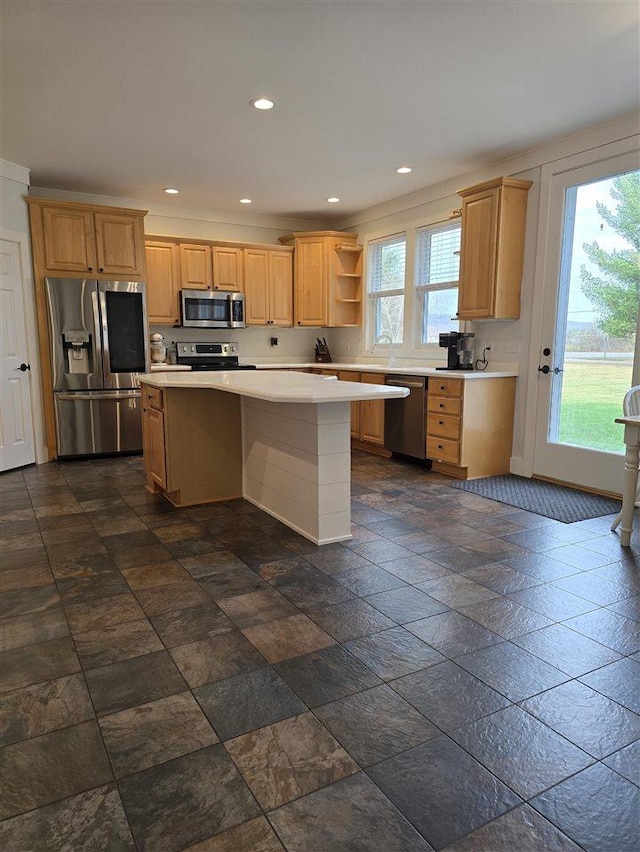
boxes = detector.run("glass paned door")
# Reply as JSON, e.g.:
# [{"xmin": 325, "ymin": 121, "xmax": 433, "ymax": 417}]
[{"xmin": 534, "ymin": 155, "xmax": 639, "ymax": 495}]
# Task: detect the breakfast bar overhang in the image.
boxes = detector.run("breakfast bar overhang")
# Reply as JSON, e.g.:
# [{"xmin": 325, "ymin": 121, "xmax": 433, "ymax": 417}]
[{"xmin": 137, "ymin": 370, "xmax": 408, "ymax": 545}]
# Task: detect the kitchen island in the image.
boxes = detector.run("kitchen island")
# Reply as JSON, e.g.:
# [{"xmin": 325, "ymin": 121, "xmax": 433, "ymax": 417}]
[{"xmin": 138, "ymin": 371, "xmax": 408, "ymax": 545}]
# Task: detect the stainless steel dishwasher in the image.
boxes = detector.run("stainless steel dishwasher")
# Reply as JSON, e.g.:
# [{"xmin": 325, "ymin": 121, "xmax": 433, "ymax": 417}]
[{"xmin": 384, "ymin": 375, "xmax": 427, "ymax": 459}]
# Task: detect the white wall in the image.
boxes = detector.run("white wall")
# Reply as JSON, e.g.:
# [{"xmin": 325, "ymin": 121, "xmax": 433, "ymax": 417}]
[{"xmin": 1, "ymin": 161, "xmax": 47, "ymax": 464}]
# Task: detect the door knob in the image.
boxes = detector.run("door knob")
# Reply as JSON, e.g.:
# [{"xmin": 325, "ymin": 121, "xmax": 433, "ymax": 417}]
[
  {"xmin": 17, "ymin": 363, "xmax": 31, "ymax": 372},
  {"xmin": 538, "ymin": 365, "xmax": 550, "ymax": 374}
]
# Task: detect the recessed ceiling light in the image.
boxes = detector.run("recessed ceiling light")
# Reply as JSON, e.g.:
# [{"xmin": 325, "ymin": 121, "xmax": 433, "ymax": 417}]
[
  {"xmin": 163, "ymin": 187, "xmax": 180, "ymax": 194},
  {"xmin": 251, "ymin": 98, "xmax": 274, "ymax": 110},
  {"xmin": 396, "ymin": 166, "xmax": 412, "ymax": 174},
  {"xmin": 239, "ymin": 198, "xmax": 253, "ymax": 204},
  {"xmin": 327, "ymin": 197, "xmax": 340, "ymax": 203}
]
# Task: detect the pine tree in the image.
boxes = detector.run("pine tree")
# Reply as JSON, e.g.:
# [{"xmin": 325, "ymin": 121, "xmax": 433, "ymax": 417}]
[{"xmin": 580, "ymin": 171, "xmax": 640, "ymax": 340}]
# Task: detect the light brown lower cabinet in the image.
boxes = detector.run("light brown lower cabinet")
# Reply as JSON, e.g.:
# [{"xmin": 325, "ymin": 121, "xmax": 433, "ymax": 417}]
[
  {"xmin": 141, "ymin": 383, "xmax": 242, "ymax": 506},
  {"xmin": 426, "ymin": 376, "xmax": 516, "ymax": 478},
  {"xmin": 336, "ymin": 370, "xmax": 388, "ymax": 452}
]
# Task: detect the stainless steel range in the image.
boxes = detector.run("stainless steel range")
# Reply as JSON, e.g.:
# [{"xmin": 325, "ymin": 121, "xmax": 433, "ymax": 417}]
[{"xmin": 175, "ymin": 341, "xmax": 256, "ymax": 371}]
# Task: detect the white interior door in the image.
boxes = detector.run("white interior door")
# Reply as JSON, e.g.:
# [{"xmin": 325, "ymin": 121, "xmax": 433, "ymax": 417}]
[
  {"xmin": 533, "ymin": 151, "xmax": 639, "ymax": 495},
  {"xmin": 0, "ymin": 238, "xmax": 35, "ymax": 471}
]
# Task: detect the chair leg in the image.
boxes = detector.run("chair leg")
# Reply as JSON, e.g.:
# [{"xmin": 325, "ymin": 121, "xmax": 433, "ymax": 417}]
[{"xmin": 611, "ymin": 512, "xmax": 622, "ymax": 532}]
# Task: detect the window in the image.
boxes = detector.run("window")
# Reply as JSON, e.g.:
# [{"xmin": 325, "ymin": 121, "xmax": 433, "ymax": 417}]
[
  {"xmin": 415, "ymin": 222, "xmax": 461, "ymax": 345},
  {"xmin": 368, "ymin": 234, "xmax": 406, "ymax": 345}
]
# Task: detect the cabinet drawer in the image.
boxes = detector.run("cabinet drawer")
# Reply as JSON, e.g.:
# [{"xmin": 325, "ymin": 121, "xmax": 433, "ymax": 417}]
[
  {"xmin": 143, "ymin": 386, "xmax": 164, "ymax": 411},
  {"xmin": 428, "ymin": 395, "xmax": 462, "ymax": 416},
  {"xmin": 427, "ymin": 412, "xmax": 461, "ymax": 440},
  {"xmin": 427, "ymin": 435, "xmax": 460, "ymax": 465},
  {"xmin": 429, "ymin": 377, "xmax": 463, "ymax": 397}
]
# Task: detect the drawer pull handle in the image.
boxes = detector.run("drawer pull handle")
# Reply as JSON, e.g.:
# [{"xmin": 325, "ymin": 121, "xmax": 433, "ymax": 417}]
[
  {"xmin": 439, "ymin": 403, "xmax": 444, "ymax": 408},
  {"xmin": 437, "ymin": 444, "xmax": 443, "ymax": 449},
  {"xmin": 438, "ymin": 420, "xmax": 443, "ymax": 425}
]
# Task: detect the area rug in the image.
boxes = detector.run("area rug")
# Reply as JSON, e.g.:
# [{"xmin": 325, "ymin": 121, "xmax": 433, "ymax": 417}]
[{"xmin": 449, "ymin": 475, "xmax": 621, "ymax": 523}]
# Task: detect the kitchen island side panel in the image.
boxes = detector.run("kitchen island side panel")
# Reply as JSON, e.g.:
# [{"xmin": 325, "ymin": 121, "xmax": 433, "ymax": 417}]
[{"xmin": 241, "ymin": 398, "xmax": 352, "ymax": 544}]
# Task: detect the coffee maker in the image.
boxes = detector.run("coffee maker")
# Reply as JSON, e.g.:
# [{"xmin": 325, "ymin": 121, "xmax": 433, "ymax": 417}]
[{"xmin": 437, "ymin": 331, "xmax": 475, "ymax": 370}]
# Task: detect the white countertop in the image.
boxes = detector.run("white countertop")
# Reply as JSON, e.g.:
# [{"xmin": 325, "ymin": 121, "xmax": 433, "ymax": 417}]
[
  {"xmin": 138, "ymin": 370, "xmax": 409, "ymax": 404},
  {"xmin": 150, "ymin": 364, "xmax": 191, "ymax": 372},
  {"xmin": 251, "ymin": 362, "xmax": 518, "ymax": 379}
]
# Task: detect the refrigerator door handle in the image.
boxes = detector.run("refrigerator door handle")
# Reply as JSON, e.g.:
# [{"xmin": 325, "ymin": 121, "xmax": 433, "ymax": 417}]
[
  {"xmin": 97, "ymin": 290, "xmax": 111, "ymax": 381},
  {"xmin": 56, "ymin": 391, "xmax": 140, "ymax": 401},
  {"xmin": 91, "ymin": 288, "xmax": 106, "ymax": 384}
]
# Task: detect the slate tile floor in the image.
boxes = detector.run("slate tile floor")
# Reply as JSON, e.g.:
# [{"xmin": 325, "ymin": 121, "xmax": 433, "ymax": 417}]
[{"xmin": 0, "ymin": 452, "xmax": 638, "ymax": 851}]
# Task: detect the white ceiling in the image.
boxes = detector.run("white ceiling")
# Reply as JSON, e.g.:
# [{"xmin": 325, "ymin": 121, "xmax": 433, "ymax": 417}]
[{"xmin": 2, "ymin": 0, "xmax": 639, "ymax": 221}]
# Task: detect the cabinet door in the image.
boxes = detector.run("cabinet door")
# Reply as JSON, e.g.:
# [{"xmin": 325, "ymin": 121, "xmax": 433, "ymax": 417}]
[
  {"xmin": 94, "ymin": 212, "xmax": 145, "ymax": 276},
  {"xmin": 338, "ymin": 371, "xmax": 361, "ymax": 439},
  {"xmin": 145, "ymin": 242, "xmax": 180, "ymax": 324},
  {"xmin": 143, "ymin": 407, "xmax": 167, "ymax": 488},
  {"xmin": 360, "ymin": 372, "xmax": 386, "ymax": 445},
  {"xmin": 457, "ymin": 188, "xmax": 499, "ymax": 319},
  {"xmin": 212, "ymin": 247, "xmax": 243, "ymax": 291},
  {"xmin": 244, "ymin": 248, "xmax": 269, "ymax": 325},
  {"xmin": 179, "ymin": 244, "xmax": 212, "ymax": 290},
  {"xmin": 295, "ymin": 239, "xmax": 326, "ymax": 326},
  {"xmin": 41, "ymin": 205, "xmax": 96, "ymax": 273},
  {"xmin": 269, "ymin": 251, "xmax": 293, "ymax": 326}
]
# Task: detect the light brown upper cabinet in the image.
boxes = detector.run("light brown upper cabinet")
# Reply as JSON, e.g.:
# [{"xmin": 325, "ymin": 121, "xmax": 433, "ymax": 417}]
[
  {"xmin": 212, "ymin": 246, "xmax": 243, "ymax": 291},
  {"xmin": 244, "ymin": 248, "xmax": 293, "ymax": 326},
  {"xmin": 27, "ymin": 198, "xmax": 146, "ymax": 278},
  {"xmin": 279, "ymin": 231, "xmax": 362, "ymax": 327},
  {"xmin": 456, "ymin": 177, "xmax": 532, "ymax": 320},
  {"xmin": 145, "ymin": 241, "xmax": 181, "ymax": 325},
  {"xmin": 179, "ymin": 243, "xmax": 212, "ymax": 290}
]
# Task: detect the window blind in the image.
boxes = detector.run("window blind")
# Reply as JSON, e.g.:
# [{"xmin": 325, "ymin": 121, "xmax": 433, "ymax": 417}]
[{"xmin": 416, "ymin": 223, "xmax": 460, "ymax": 286}]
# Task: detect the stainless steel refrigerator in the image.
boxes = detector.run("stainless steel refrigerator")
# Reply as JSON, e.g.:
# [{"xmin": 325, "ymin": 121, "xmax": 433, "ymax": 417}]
[{"xmin": 45, "ymin": 277, "xmax": 149, "ymax": 457}]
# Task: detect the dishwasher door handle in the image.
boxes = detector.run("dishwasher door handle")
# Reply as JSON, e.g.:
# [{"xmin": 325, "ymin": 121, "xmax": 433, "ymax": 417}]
[{"xmin": 386, "ymin": 379, "xmax": 424, "ymax": 389}]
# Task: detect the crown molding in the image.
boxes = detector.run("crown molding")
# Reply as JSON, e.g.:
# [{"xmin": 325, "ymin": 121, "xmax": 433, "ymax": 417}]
[{"xmin": 1, "ymin": 159, "xmax": 30, "ymax": 185}]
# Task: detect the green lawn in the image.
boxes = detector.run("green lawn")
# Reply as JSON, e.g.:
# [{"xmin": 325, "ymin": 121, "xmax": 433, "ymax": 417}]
[{"xmin": 557, "ymin": 360, "xmax": 633, "ymax": 453}]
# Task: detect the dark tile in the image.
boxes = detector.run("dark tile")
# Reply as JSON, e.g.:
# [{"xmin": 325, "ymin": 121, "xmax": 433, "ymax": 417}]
[
  {"xmin": 306, "ymin": 599, "xmax": 396, "ymax": 641},
  {"xmin": 0, "ymin": 636, "xmax": 80, "ymax": 694},
  {"xmin": 326, "ymin": 563, "xmax": 407, "ymax": 596},
  {"xmin": 0, "ymin": 584, "xmax": 59, "ymax": 618},
  {"xmin": 406, "ymin": 611, "xmax": 503, "ymax": 658},
  {"xmin": 112, "ymin": 542, "xmax": 174, "ymax": 569},
  {"xmin": 64, "ymin": 592, "xmax": 145, "ymax": 634},
  {"xmin": 198, "ymin": 565, "xmax": 270, "ymax": 601},
  {"xmin": 381, "ymin": 554, "xmax": 452, "ymax": 583},
  {"xmin": 392, "ymin": 661, "xmax": 510, "ymax": 731},
  {"xmin": 442, "ymin": 803, "xmax": 582, "ymax": 851},
  {"xmin": 602, "ymin": 740, "xmax": 640, "ymax": 785},
  {"xmin": 364, "ymin": 586, "xmax": 449, "ymax": 623},
  {"xmin": 507, "ymin": 582, "xmax": 598, "ymax": 620},
  {"xmin": 73, "ymin": 618, "xmax": 164, "ymax": 669},
  {"xmin": 275, "ymin": 644, "xmax": 381, "ymax": 708},
  {"xmin": 118, "ymin": 744, "xmax": 261, "ymax": 851},
  {"xmin": 0, "ymin": 672, "xmax": 94, "ymax": 747},
  {"xmin": 170, "ymin": 629, "xmax": 265, "ymax": 688},
  {"xmin": 165, "ymin": 535, "xmax": 224, "ymax": 559},
  {"xmin": 502, "ymin": 528, "xmax": 565, "ymax": 552},
  {"xmin": 367, "ymin": 736, "xmax": 521, "ymax": 850},
  {"xmin": 85, "ymin": 650, "xmax": 187, "ymax": 716},
  {"xmin": 99, "ymin": 692, "xmax": 218, "ymax": 777},
  {"xmin": 242, "ymin": 613, "xmax": 334, "ymax": 663},
  {"xmin": 512, "ymin": 623, "xmax": 621, "ymax": 677},
  {"xmin": 456, "ymin": 642, "xmax": 569, "ymax": 702},
  {"xmin": 101, "ymin": 529, "xmax": 158, "ymax": 552},
  {"xmin": 428, "ymin": 545, "xmax": 497, "ymax": 572},
  {"xmin": 195, "ymin": 666, "xmax": 305, "ymax": 740},
  {"xmin": 224, "ymin": 712, "xmax": 358, "ymax": 810},
  {"xmin": 217, "ymin": 587, "xmax": 298, "ymax": 628},
  {"xmin": 269, "ymin": 772, "xmax": 434, "ymax": 851},
  {"xmin": 416, "ymin": 574, "xmax": 498, "ymax": 607},
  {"xmin": 607, "ymin": 594, "xmax": 640, "ymax": 622},
  {"xmin": 531, "ymin": 763, "xmax": 639, "ymax": 852},
  {"xmin": 521, "ymin": 680, "xmax": 640, "ymax": 758},
  {"xmin": 345, "ymin": 627, "xmax": 445, "ymax": 680},
  {"xmin": 315, "ymin": 684, "xmax": 439, "ymax": 767},
  {"xmin": 552, "ymin": 571, "xmax": 631, "ymax": 606},
  {"xmin": 150, "ymin": 601, "xmax": 233, "ymax": 648},
  {"xmin": 349, "ymin": 539, "xmax": 419, "ymax": 564},
  {"xmin": 44, "ymin": 533, "xmax": 107, "ymax": 562},
  {"xmin": 264, "ymin": 560, "xmax": 355, "ymax": 610},
  {"xmin": 504, "ymin": 553, "xmax": 579, "ymax": 582},
  {"xmin": 0, "ymin": 720, "xmax": 113, "ymax": 820},
  {"xmin": 182, "ymin": 816, "xmax": 285, "ymax": 852},
  {"xmin": 49, "ymin": 552, "xmax": 117, "ymax": 580},
  {"xmin": 120, "ymin": 560, "xmax": 190, "ymax": 589},
  {"xmin": 1, "ymin": 603, "xmax": 68, "ymax": 653},
  {"xmin": 579, "ymin": 657, "xmax": 640, "ymax": 713},
  {"xmin": 135, "ymin": 576, "xmax": 212, "ymax": 614},
  {"xmin": 57, "ymin": 570, "xmax": 131, "ymax": 604},
  {"xmin": 0, "ymin": 783, "xmax": 135, "ymax": 851},
  {"xmin": 462, "ymin": 562, "xmax": 542, "ymax": 595},
  {"xmin": 450, "ymin": 705, "xmax": 593, "ymax": 798},
  {"xmin": 459, "ymin": 596, "xmax": 553, "ymax": 639},
  {"xmin": 0, "ymin": 554, "xmax": 53, "ymax": 593},
  {"xmin": 563, "ymin": 608, "xmax": 640, "ymax": 655}
]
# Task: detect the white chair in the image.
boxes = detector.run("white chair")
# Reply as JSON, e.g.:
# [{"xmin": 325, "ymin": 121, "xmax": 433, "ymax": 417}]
[{"xmin": 611, "ymin": 385, "xmax": 640, "ymax": 532}]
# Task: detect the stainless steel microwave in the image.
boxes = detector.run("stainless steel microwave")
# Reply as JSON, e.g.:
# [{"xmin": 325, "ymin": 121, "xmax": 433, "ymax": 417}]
[{"xmin": 180, "ymin": 289, "xmax": 246, "ymax": 328}]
